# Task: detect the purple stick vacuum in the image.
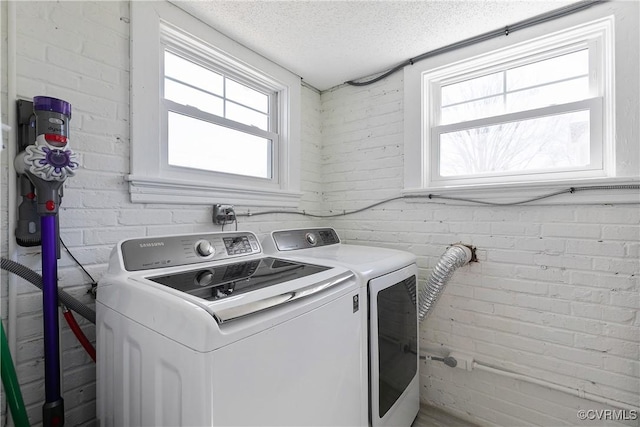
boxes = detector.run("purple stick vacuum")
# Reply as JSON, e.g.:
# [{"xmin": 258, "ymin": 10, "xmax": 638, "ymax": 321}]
[{"xmin": 14, "ymin": 96, "xmax": 78, "ymax": 427}]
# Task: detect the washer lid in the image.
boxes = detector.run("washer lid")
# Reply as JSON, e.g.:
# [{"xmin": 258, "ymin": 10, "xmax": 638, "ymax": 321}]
[
  {"xmin": 147, "ymin": 257, "xmax": 330, "ymax": 303},
  {"xmin": 143, "ymin": 256, "xmax": 358, "ymax": 324}
]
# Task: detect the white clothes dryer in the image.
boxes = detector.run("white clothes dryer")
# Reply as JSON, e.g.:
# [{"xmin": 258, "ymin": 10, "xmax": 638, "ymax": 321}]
[
  {"xmin": 97, "ymin": 231, "xmax": 366, "ymax": 426},
  {"xmin": 262, "ymin": 228, "xmax": 420, "ymax": 427}
]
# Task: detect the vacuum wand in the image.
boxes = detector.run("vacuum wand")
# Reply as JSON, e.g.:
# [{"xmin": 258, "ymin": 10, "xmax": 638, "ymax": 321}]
[
  {"xmin": 41, "ymin": 214, "xmax": 63, "ymax": 422},
  {"xmin": 14, "ymin": 96, "xmax": 78, "ymax": 427}
]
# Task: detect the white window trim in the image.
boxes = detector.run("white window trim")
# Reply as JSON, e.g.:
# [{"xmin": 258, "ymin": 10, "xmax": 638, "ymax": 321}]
[
  {"xmin": 404, "ymin": 6, "xmax": 640, "ymax": 204},
  {"xmin": 129, "ymin": 1, "xmax": 302, "ymax": 207}
]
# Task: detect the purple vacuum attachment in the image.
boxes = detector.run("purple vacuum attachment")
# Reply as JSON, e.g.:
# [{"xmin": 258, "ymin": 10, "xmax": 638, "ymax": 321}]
[
  {"xmin": 33, "ymin": 96, "xmax": 72, "ymax": 117},
  {"xmin": 33, "ymin": 96, "xmax": 72, "ymax": 148}
]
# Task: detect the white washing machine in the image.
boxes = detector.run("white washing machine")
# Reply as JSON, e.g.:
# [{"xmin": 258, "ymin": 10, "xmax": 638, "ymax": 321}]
[
  {"xmin": 97, "ymin": 231, "xmax": 366, "ymax": 426},
  {"xmin": 262, "ymin": 228, "xmax": 419, "ymax": 427}
]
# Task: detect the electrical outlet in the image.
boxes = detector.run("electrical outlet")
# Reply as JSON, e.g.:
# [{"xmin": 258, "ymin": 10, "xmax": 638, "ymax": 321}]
[
  {"xmin": 212, "ymin": 204, "xmax": 236, "ymax": 224},
  {"xmin": 448, "ymin": 352, "xmax": 474, "ymax": 371}
]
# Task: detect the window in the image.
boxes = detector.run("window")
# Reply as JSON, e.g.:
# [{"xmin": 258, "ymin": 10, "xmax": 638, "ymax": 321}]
[
  {"xmin": 129, "ymin": 1, "xmax": 301, "ymax": 206},
  {"xmin": 434, "ymin": 46, "xmax": 601, "ymax": 184},
  {"xmin": 404, "ymin": 15, "xmax": 618, "ymax": 193},
  {"xmin": 163, "ymin": 50, "xmax": 275, "ymax": 179}
]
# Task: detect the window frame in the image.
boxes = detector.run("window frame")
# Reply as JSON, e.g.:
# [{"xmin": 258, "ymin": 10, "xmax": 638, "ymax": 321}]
[
  {"xmin": 129, "ymin": 1, "xmax": 301, "ymax": 206},
  {"xmin": 403, "ymin": 13, "xmax": 637, "ymax": 204},
  {"xmin": 160, "ymin": 33, "xmax": 279, "ymax": 182},
  {"xmin": 415, "ymin": 17, "xmax": 612, "ymax": 190}
]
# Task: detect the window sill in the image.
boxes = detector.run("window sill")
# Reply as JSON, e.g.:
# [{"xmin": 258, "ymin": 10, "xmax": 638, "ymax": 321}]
[
  {"xmin": 403, "ymin": 177, "xmax": 640, "ymax": 206},
  {"xmin": 127, "ymin": 175, "xmax": 303, "ymax": 207}
]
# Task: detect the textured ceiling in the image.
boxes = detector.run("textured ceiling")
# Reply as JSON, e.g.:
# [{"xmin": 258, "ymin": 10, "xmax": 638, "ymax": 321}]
[{"xmin": 171, "ymin": 0, "xmax": 582, "ymax": 91}]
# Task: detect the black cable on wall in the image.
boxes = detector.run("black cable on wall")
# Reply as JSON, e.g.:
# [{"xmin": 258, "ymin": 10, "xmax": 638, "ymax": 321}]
[
  {"xmin": 346, "ymin": 0, "xmax": 605, "ymax": 87},
  {"xmin": 236, "ymin": 184, "xmax": 640, "ymax": 219}
]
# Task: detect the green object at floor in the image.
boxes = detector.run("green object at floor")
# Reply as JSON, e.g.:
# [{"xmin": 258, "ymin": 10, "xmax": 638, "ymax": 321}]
[{"xmin": 1, "ymin": 322, "xmax": 30, "ymax": 427}]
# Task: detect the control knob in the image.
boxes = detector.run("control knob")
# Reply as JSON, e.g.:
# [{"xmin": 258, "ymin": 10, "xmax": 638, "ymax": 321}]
[
  {"xmin": 195, "ymin": 270, "xmax": 214, "ymax": 287},
  {"xmin": 195, "ymin": 240, "xmax": 215, "ymax": 257},
  {"xmin": 305, "ymin": 232, "xmax": 318, "ymax": 246}
]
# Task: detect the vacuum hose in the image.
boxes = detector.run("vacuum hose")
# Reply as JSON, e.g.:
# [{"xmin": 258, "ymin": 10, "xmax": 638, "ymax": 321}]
[
  {"xmin": 1, "ymin": 257, "xmax": 96, "ymax": 324},
  {"xmin": 418, "ymin": 244, "xmax": 473, "ymax": 322}
]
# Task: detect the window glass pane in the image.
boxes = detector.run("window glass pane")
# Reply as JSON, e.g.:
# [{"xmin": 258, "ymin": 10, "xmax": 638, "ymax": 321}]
[
  {"xmin": 164, "ymin": 51, "xmax": 223, "ymax": 96},
  {"xmin": 507, "ymin": 49, "xmax": 589, "ymax": 91},
  {"xmin": 226, "ymin": 79, "xmax": 269, "ymax": 113},
  {"xmin": 506, "ymin": 77, "xmax": 589, "ymax": 112},
  {"xmin": 226, "ymin": 101, "xmax": 269, "ymax": 130},
  {"xmin": 441, "ymin": 72, "xmax": 503, "ymax": 107},
  {"xmin": 168, "ymin": 112, "xmax": 271, "ymax": 179},
  {"xmin": 439, "ymin": 110, "xmax": 590, "ymax": 177},
  {"xmin": 440, "ymin": 49, "xmax": 590, "ymax": 126},
  {"xmin": 441, "ymin": 95, "xmax": 505, "ymax": 125},
  {"xmin": 165, "ymin": 79, "xmax": 224, "ymax": 116},
  {"xmin": 440, "ymin": 77, "xmax": 590, "ymax": 125}
]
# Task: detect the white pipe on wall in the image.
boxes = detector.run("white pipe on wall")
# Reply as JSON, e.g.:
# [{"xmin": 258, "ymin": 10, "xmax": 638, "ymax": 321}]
[{"xmin": 473, "ymin": 362, "xmax": 640, "ymax": 413}]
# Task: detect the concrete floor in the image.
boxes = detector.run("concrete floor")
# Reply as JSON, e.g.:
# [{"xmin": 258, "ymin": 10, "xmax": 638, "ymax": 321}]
[{"xmin": 412, "ymin": 404, "xmax": 480, "ymax": 427}]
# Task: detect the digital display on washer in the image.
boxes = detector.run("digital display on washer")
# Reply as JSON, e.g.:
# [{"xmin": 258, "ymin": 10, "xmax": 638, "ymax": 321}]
[
  {"xmin": 318, "ymin": 229, "xmax": 339, "ymax": 244},
  {"xmin": 148, "ymin": 257, "xmax": 331, "ymax": 301},
  {"xmin": 223, "ymin": 236, "xmax": 253, "ymax": 255}
]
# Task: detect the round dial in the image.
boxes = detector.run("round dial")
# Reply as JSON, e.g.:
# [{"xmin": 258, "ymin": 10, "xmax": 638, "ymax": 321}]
[
  {"xmin": 195, "ymin": 240, "xmax": 215, "ymax": 257},
  {"xmin": 195, "ymin": 270, "xmax": 214, "ymax": 287},
  {"xmin": 305, "ymin": 232, "xmax": 318, "ymax": 246}
]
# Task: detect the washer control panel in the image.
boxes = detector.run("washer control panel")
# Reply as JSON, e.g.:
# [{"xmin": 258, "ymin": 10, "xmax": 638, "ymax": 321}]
[
  {"xmin": 121, "ymin": 232, "xmax": 261, "ymax": 271},
  {"xmin": 272, "ymin": 228, "xmax": 340, "ymax": 251}
]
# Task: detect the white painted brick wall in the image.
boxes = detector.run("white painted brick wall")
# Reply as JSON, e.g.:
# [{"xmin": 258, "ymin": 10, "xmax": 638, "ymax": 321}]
[
  {"xmin": 2, "ymin": 1, "xmax": 639, "ymax": 427},
  {"xmin": 320, "ymin": 3, "xmax": 639, "ymax": 426},
  {"xmin": 1, "ymin": 2, "xmax": 323, "ymax": 426}
]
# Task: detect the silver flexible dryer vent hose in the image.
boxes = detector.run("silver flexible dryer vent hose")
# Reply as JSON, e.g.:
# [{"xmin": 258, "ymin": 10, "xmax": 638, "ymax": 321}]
[{"xmin": 418, "ymin": 245, "xmax": 473, "ymax": 323}]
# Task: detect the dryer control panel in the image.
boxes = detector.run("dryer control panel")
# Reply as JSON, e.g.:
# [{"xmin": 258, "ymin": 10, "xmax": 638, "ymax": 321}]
[
  {"xmin": 272, "ymin": 228, "xmax": 340, "ymax": 251},
  {"xmin": 120, "ymin": 232, "xmax": 261, "ymax": 271}
]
